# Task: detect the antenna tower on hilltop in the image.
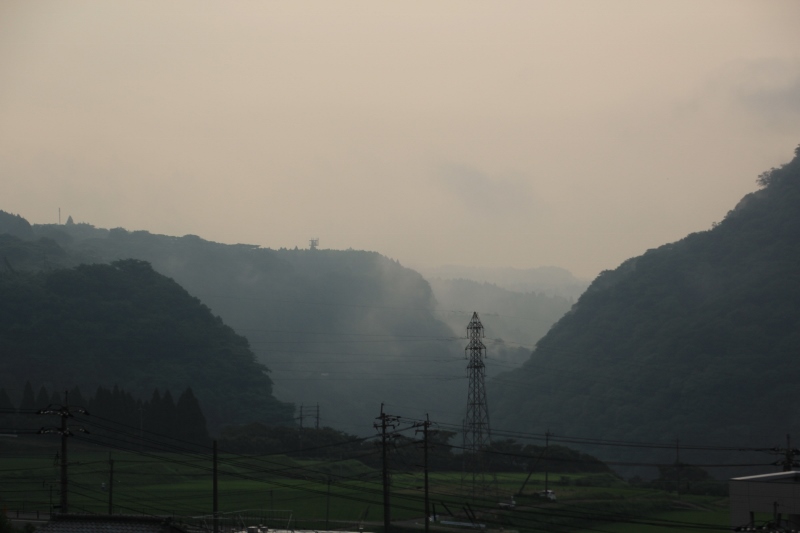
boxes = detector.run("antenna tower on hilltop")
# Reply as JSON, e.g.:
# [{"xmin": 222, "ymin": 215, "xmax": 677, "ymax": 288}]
[
  {"xmin": 462, "ymin": 311, "xmax": 495, "ymax": 497},
  {"xmin": 309, "ymin": 238, "xmax": 319, "ymax": 250}
]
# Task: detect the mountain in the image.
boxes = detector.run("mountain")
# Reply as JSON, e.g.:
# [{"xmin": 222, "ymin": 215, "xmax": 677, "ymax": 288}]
[
  {"xmin": 0, "ymin": 258, "xmax": 293, "ymax": 431},
  {"xmin": 490, "ymin": 145, "xmax": 800, "ymax": 461},
  {"xmin": 0, "ymin": 222, "xmax": 468, "ymax": 434},
  {"xmin": 0, "ymin": 211, "xmax": 35, "ymax": 241},
  {"xmin": 416, "ymin": 264, "xmax": 589, "ymax": 299}
]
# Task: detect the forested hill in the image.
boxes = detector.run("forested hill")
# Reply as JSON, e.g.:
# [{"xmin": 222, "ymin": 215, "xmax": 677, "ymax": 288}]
[
  {"xmin": 0, "ymin": 259, "xmax": 293, "ymax": 431},
  {"xmin": 491, "ymin": 145, "xmax": 800, "ymax": 452},
  {"xmin": 0, "ymin": 222, "xmax": 469, "ymax": 433}
]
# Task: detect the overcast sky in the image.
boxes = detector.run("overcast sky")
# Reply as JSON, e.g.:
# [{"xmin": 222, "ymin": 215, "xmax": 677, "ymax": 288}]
[{"xmin": 2, "ymin": 1, "xmax": 799, "ymax": 279}]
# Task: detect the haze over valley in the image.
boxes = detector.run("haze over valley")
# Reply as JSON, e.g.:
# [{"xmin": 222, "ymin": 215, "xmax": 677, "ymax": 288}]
[
  {"xmin": 0, "ymin": 212, "xmax": 578, "ymax": 434},
  {"xmin": 3, "ymin": 142, "xmax": 800, "ymax": 454},
  {"xmin": 3, "ymin": 4, "xmax": 800, "ymax": 529}
]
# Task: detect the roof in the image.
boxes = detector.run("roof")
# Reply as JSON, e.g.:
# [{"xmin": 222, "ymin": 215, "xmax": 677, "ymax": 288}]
[
  {"xmin": 36, "ymin": 515, "xmax": 188, "ymax": 533},
  {"xmin": 730, "ymin": 470, "xmax": 800, "ymax": 483}
]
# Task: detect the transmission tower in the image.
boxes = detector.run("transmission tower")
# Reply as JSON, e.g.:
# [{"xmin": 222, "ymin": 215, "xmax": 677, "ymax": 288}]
[{"xmin": 462, "ymin": 311, "xmax": 495, "ymax": 498}]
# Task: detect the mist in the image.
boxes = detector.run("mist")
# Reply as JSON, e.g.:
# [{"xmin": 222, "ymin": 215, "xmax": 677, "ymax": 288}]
[{"xmin": 2, "ymin": 1, "xmax": 800, "ymax": 279}]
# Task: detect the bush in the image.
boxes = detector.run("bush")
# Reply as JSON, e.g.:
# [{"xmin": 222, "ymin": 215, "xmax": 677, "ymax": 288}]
[{"xmin": 573, "ymin": 473, "xmax": 625, "ymax": 487}]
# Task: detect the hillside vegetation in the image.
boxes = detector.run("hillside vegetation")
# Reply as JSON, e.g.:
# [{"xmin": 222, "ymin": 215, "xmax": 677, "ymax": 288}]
[
  {"xmin": 0, "ymin": 222, "xmax": 474, "ymax": 432},
  {"xmin": 0, "ymin": 259, "xmax": 292, "ymax": 430},
  {"xmin": 491, "ymin": 146, "xmax": 800, "ymax": 456}
]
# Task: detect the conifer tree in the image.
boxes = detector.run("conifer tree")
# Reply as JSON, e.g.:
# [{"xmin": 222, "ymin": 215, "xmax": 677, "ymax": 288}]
[
  {"xmin": 117, "ymin": 388, "xmax": 138, "ymax": 428},
  {"xmin": 0, "ymin": 388, "xmax": 15, "ymax": 430},
  {"xmin": 49, "ymin": 389, "xmax": 62, "ymax": 406},
  {"xmin": 176, "ymin": 387, "xmax": 210, "ymax": 444},
  {"xmin": 160, "ymin": 390, "xmax": 178, "ymax": 440},
  {"xmin": 144, "ymin": 389, "xmax": 163, "ymax": 436},
  {"xmin": 92, "ymin": 386, "xmax": 113, "ymax": 420},
  {"xmin": 18, "ymin": 382, "xmax": 36, "ymax": 430},
  {"xmin": 69, "ymin": 386, "xmax": 87, "ymax": 408},
  {"xmin": 35, "ymin": 386, "xmax": 50, "ymax": 410},
  {"xmin": 111, "ymin": 385, "xmax": 125, "ymax": 422}
]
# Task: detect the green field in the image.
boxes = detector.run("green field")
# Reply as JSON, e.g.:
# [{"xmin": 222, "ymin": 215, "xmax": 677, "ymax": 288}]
[
  {"xmin": 573, "ymin": 510, "xmax": 731, "ymax": 532},
  {"xmin": 0, "ymin": 441, "xmax": 731, "ymax": 532}
]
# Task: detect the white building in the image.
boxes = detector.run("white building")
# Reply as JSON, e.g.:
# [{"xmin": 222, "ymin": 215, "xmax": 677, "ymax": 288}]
[{"xmin": 730, "ymin": 471, "xmax": 800, "ymax": 530}]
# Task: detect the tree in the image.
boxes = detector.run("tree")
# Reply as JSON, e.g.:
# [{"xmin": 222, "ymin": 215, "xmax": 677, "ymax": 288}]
[
  {"xmin": 0, "ymin": 388, "xmax": 15, "ymax": 430},
  {"xmin": 176, "ymin": 387, "xmax": 210, "ymax": 444},
  {"xmin": 649, "ymin": 463, "xmax": 725, "ymax": 495},
  {"xmin": 159, "ymin": 390, "xmax": 177, "ymax": 438},
  {"xmin": 757, "ymin": 168, "xmax": 778, "ymax": 188},
  {"xmin": 0, "ymin": 511, "xmax": 16, "ymax": 533},
  {"xmin": 18, "ymin": 382, "xmax": 36, "ymax": 430},
  {"xmin": 91, "ymin": 386, "xmax": 113, "ymax": 420},
  {"xmin": 69, "ymin": 386, "xmax": 87, "ymax": 409},
  {"xmin": 49, "ymin": 389, "xmax": 62, "ymax": 406},
  {"xmin": 35, "ymin": 386, "xmax": 50, "ymax": 410}
]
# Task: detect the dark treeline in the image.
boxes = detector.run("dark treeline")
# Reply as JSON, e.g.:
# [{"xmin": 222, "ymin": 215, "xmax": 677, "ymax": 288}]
[
  {"xmin": 218, "ymin": 423, "xmax": 461, "ymax": 470},
  {"xmin": 0, "ymin": 382, "xmax": 209, "ymax": 445},
  {"xmin": 485, "ymin": 438, "xmax": 611, "ymax": 474},
  {"xmin": 629, "ymin": 463, "xmax": 727, "ymax": 497},
  {"xmin": 0, "ymin": 384, "xmax": 611, "ymax": 473},
  {"xmin": 0, "ymin": 259, "xmax": 293, "ymax": 431},
  {"xmin": 218, "ymin": 422, "xmax": 611, "ymax": 473}
]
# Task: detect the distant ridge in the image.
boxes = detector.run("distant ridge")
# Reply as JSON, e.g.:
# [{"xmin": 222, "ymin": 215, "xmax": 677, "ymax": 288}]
[
  {"xmin": 416, "ymin": 264, "xmax": 588, "ymax": 299},
  {"xmin": 426, "ymin": 277, "xmax": 574, "ymax": 359},
  {"xmin": 0, "ymin": 210, "xmax": 34, "ymax": 240}
]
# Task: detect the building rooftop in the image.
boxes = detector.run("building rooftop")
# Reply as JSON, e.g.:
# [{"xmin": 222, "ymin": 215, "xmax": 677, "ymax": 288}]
[{"xmin": 731, "ymin": 470, "xmax": 800, "ymax": 483}]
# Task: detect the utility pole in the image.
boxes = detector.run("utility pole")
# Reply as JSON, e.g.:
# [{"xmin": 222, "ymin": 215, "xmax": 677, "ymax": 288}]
[
  {"xmin": 415, "ymin": 415, "xmax": 431, "ymax": 533},
  {"xmin": 544, "ymin": 431, "xmax": 551, "ymax": 494},
  {"xmin": 298, "ymin": 403, "xmax": 320, "ymax": 430},
  {"xmin": 786, "ymin": 435, "xmax": 796, "ymax": 471},
  {"xmin": 298, "ymin": 405, "xmax": 304, "ymax": 459},
  {"xmin": 108, "ymin": 457, "xmax": 114, "ymax": 514},
  {"xmin": 37, "ymin": 391, "xmax": 89, "ymax": 514},
  {"xmin": 462, "ymin": 312, "xmax": 494, "ymax": 498},
  {"xmin": 325, "ymin": 478, "xmax": 331, "ymax": 530},
  {"xmin": 213, "ymin": 440, "xmax": 219, "ymax": 533},
  {"xmin": 675, "ymin": 438, "xmax": 681, "ymax": 497},
  {"xmin": 59, "ymin": 413, "xmax": 68, "ymax": 512},
  {"xmin": 771, "ymin": 434, "xmax": 799, "ymax": 471},
  {"xmin": 517, "ymin": 435, "xmax": 553, "ymax": 497},
  {"xmin": 375, "ymin": 403, "xmax": 398, "ymax": 533}
]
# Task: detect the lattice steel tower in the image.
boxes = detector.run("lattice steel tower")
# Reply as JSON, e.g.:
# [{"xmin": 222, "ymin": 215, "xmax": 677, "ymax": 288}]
[{"xmin": 462, "ymin": 311, "xmax": 494, "ymax": 497}]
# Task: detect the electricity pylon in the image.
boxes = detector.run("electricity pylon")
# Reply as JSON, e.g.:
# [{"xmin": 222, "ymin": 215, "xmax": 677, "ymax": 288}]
[{"xmin": 462, "ymin": 311, "xmax": 495, "ymax": 498}]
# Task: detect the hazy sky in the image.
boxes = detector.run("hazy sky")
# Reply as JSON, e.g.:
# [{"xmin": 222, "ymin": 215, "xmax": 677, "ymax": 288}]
[{"xmin": 2, "ymin": 1, "xmax": 799, "ymax": 279}]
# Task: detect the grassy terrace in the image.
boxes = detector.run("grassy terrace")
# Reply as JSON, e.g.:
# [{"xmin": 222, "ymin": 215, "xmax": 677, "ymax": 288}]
[{"xmin": 0, "ymin": 440, "xmax": 730, "ymax": 532}]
